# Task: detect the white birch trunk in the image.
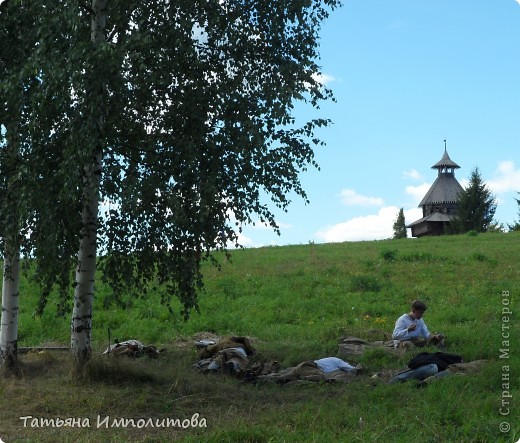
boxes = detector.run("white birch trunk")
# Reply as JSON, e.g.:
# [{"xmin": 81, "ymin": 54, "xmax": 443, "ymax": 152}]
[
  {"xmin": 70, "ymin": 0, "xmax": 106, "ymax": 370},
  {"xmin": 70, "ymin": 165, "xmax": 100, "ymax": 367},
  {"xmin": 0, "ymin": 250, "xmax": 20, "ymax": 368}
]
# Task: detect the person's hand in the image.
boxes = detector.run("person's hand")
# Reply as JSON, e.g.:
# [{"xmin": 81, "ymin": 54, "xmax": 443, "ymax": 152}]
[{"xmin": 407, "ymin": 323, "xmax": 417, "ymax": 332}]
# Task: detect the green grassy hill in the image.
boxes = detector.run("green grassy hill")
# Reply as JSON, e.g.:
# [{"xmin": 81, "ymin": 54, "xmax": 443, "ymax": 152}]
[{"xmin": 2, "ymin": 232, "xmax": 519, "ymax": 442}]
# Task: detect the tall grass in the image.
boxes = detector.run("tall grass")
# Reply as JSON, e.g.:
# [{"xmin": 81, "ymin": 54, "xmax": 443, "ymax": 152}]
[{"xmin": 1, "ymin": 232, "xmax": 519, "ymax": 442}]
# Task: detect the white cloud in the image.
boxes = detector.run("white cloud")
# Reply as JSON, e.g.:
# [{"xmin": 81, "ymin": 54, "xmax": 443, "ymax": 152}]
[
  {"xmin": 249, "ymin": 220, "xmax": 292, "ymax": 230},
  {"xmin": 402, "ymin": 169, "xmax": 422, "ymax": 180},
  {"xmin": 340, "ymin": 189, "xmax": 384, "ymax": 206},
  {"xmin": 315, "ymin": 205, "xmax": 424, "ymax": 243},
  {"xmin": 225, "ymin": 210, "xmax": 290, "ymax": 247},
  {"xmin": 311, "ymin": 72, "xmax": 335, "ymax": 86},
  {"xmin": 315, "ymin": 206, "xmax": 397, "ymax": 242},
  {"xmin": 404, "ymin": 207, "xmax": 423, "ymax": 225},
  {"xmin": 225, "ymin": 230, "xmax": 255, "ymax": 249},
  {"xmin": 405, "ymin": 183, "xmax": 431, "ymax": 205},
  {"xmin": 515, "ymin": 0, "xmax": 520, "ymax": 5},
  {"xmin": 488, "ymin": 160, "xmax": 520, "ymax": 194}
]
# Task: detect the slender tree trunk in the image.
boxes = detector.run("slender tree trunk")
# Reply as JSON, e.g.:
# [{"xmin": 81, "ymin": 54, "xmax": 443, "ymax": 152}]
[
  {"xmin": 70, "ymin": 157, "xmax": 101, "ymax": 370},
  {"xmin": 70, "ymin": 0, "xmax": 106, "ymax": 372},
  {"xmin": 0, "ymin": 249, "xmax": 20, "ymax": 369},
  {"xmin": 0, "ymin": 120, "xmax": 22, "ymax": 370}
]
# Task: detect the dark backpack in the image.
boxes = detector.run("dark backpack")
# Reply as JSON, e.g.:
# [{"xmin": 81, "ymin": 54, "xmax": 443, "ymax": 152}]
[{"xmin": 408, "ymin": 352, "xmax": 463, "ymax": 372}]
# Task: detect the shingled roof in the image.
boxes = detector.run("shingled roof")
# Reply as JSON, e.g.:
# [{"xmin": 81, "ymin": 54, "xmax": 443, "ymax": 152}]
[
  {"xmin": 431, "ymin": 149, "xmax": 461, "ymax": 170},
  {"xmin": 418, "ymin": 173, "xmax": 464, "ymax": 206},
  {"xmin": 417, "ymin": 147, "xmax": 464, "ymax": 207},
  {"xmin": 406, "ymin": 212, "xmax": 455, "ymax": 227}
]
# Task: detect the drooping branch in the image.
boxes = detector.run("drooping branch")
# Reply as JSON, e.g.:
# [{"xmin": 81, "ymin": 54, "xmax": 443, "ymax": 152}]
[{"xmin": 79, "ymin": 1, "xmax": 94, "ymax": 16}]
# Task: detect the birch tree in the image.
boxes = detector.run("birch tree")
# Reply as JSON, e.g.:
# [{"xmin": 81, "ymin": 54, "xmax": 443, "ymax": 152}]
[
  {"xmin": 0, "ymin": 114, "xmax": 22, "ymax": 370},
  {"xmin": 1, "ymin": 1, "xmax": 82, "ymax": 368},
  {"xmin": 4, "ymin": 0, "xmax": 340, "ymax": 371},
  {"xmin": 99, "ymin": 0, "xmax": 341, "ymax": 320},
  {"xmin": 0, "ymin": 0, "xmax": 34, "ymax": 368},
  {"xmin": 0, "ymin": 127, "xmax": 22, "ymax": 369},
  {"xmin": 68, "ymin": 0, "xmax": 107, "ymax": 370}
]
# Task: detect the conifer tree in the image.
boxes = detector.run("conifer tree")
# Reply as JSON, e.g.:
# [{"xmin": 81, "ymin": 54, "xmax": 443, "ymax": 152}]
[
  {"xmin": 392, "ymin": 208, "xmax": 407, "ymax": 239},
  {"xmin": 508, "ymin": 192, "xmax": 520, "ymax": 232},
  {"xmin": 451, "ymin": 168, "xmax": 496, "ymax": 234}
]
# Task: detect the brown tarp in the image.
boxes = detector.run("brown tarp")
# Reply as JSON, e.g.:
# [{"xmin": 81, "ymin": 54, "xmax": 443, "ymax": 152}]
[{"xmin": 256, "ymin": 361, "xmax": 356, "ymax": 384}]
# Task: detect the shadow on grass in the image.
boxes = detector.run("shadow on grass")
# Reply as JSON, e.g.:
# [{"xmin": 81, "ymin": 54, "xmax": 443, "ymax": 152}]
[
  {"xmin": 1, "ymin": 350, "xmax": 68, "ymax": 380},
  {"xmin": 75, "ymin": 355, "xmax": 161, "ymax": 385},
  {"xmin": 2, "ymin": 349, "xmax": 168, "ymax": 386}
]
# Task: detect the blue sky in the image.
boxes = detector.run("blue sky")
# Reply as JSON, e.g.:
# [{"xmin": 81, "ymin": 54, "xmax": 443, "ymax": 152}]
[{"xmin": 238, "ymin": 0, "xmax": 520, "ymax": 247}]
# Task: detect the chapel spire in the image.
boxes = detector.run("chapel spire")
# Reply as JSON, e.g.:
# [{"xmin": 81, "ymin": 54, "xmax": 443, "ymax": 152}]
[{"xmin": 431, "ymin": 141, "xmax": 460, "ymax": 176}]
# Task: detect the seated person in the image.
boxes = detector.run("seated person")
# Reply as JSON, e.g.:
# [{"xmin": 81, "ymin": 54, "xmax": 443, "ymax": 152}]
[{"xmin": 392, "ymin": 300, "xmax": 445, "ymax": 348}]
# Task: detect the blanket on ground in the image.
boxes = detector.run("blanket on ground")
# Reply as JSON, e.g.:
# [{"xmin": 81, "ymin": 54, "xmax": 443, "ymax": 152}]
[
  {"xmin": 194, "ymin": 336, "xmax": 259, "ymax": 375},
  {"xmin": 197, "ymin": 336, "xmax": 255, "ymax": 359},
  {"xmin": 102, "ymin": 340, "xmax": 162, "ymax": 358},
  {"xmin": 256, "ymin": 361, "xmax": 355, "ymax": 384},
  {"xmin": 445, "ymin": 359, "xmax": 487, "ymax": 374}
]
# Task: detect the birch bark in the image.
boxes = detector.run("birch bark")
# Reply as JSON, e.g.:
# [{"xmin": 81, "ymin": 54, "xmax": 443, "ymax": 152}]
[
  {"xmin": 0, "ymin": 250, "xmax": 20, "ymax": 368},
  {"xmin": 0, "ymin": 119, "xmax": 22, "ymax": 369},
  {"xmin": 70, "ymin": 0, "xmax": 106, "ymax": 370}
]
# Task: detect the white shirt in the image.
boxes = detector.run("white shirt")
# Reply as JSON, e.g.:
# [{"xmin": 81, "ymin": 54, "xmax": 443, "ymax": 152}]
[
  {"xmin": 314, "ymin": 357, "xmax": 356, "ymax": 374},
  {"xmin": 392, "ymin": 314, "xmax": 431, "ymax": 341}
]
